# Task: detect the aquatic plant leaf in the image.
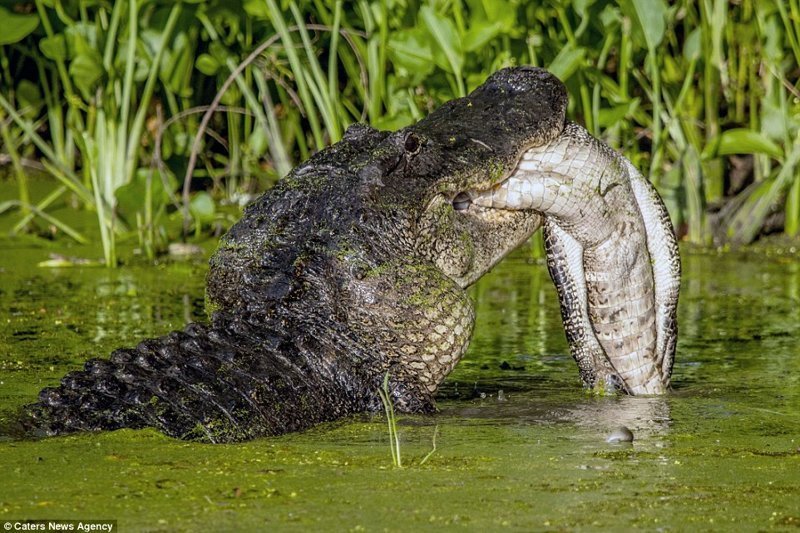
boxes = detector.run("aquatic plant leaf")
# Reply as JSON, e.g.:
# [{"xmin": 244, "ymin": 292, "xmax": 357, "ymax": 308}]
[
  {"xmin": 419, "ymin": 5, "xmax": 463, "ymax": 76},
  {"xmin": 727, "ymin": 141, "xmax": 800, "ymax": 243},
  {"xmin": 620, "ymin": 0, "xmax": 667, "ymax": 52},
  {"xmin": 388, "ymin": 28, "xmax": 435, "ymax": 75},
  {"xmin": 463, "ymin": 0, "xmax": 516, "ymax": 48},
  {"xmin": 39, "ymin": 34, "xmax": 67, "ymax": 62},
  {"xmin": 0, "ymin": 7, "xmax": 39, "ymax": 45},
  {"xmin": 242, "ymin": 0, "xmax": 270, "ymax": 19},
  {"xmin": 463, "ymin": 21, "xmax": 503, "ymax": 52},
  {"xmin": 16, "ymin": 80, "xmax": 43, "ymax": 119},
  {"xmin": 190, "ymin": 191, "xmax": 216, "ymax": 224},
  {"xmin": 683, "ymin": 28, "xmax": 702, "ymax": 61},
  {"xmin": 704, "ymin": 129, "xmax": 784, "ymax": 160},
  {"xmin": 69, "ymin": 54, "xmax": 104, "ymax": 97},
  {"xmin": 195, "ymin": 54, "xmax": 220, "ymax": 76},
  {"xmin": 547, "ymin": 44, "xmax": 586, "ymax": 81},
  {"xmin": 598, "ymin": 98, "xmax": 640, "ymax": 128},
  {"xmin": 115, "ymin": 168, "xmax": 177, "ymax": 227}
]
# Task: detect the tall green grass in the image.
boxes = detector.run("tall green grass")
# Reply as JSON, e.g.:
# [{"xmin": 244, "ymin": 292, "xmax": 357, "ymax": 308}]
[{"xmin": 1, "ymin": 0, "xmax": 799, "ymax": 261}]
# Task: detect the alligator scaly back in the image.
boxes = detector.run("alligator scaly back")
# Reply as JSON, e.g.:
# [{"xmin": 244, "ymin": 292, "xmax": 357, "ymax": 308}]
[
  {"xmin": 14, "ymin": 127, "xmax": 401, "ymax": 442},
  {"xmin": 22, "ymin": 311, "xmax": 374, "ymax": 442}
]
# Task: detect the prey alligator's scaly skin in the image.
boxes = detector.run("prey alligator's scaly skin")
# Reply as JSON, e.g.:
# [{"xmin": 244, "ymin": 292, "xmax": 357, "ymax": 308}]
[{"xmin": 472, "ymin": 122, "xmax": 680, "ymax": 394}]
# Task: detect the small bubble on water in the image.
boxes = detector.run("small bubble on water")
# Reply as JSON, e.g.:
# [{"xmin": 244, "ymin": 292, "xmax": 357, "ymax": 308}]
[{"xmin": 606, "ymin": 426, "xmax": 634, "ymax": 444}]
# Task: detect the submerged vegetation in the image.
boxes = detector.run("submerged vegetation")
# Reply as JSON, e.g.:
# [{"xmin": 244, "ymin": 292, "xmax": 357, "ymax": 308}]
[{"xmin": 0, "ymin": 0, "xmax": 799, "ymax": 264}]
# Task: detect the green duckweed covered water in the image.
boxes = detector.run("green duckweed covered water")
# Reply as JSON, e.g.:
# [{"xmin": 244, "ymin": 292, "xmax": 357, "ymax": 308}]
[{"xmin": 1, "ymin": 196, "xmax": 799, "ymax": 530}]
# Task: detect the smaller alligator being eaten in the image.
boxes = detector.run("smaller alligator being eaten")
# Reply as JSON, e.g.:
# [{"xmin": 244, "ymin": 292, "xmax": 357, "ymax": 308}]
[
  {"xmin": 470, "ymin": 122, "xmax": 681, "ymax": 394},
  {"xmin": 8, "ymin": 67, "xmax": 679, "ymax": 443}
]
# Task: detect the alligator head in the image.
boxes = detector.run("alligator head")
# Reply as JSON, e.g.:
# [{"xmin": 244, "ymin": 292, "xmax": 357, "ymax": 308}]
[
  {"xmin": 204, "ymin": 67, "xmax": 569, "ymax": 408},
  {"xmin": 378, "ymin": 66, "xmax": 567, "ymax": 288}
]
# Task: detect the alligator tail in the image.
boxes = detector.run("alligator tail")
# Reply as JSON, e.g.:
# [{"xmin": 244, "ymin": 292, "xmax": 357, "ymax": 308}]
[{"xmin": 10, "ymin": 312, "xmax": 367, "ymax": 443}]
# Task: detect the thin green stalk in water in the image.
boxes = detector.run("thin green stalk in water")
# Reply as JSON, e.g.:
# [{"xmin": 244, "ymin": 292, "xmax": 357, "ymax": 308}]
[
  {"xmin": 0, "ymin": 199, "xmax": 87, "ymax": 243},
  {"xmin": 0, "ymin": 108, "xmax": 30, "ymax": 218},
  {"xmin": 378, "ymin": 372, "xmax": 402, "ymax": 468},
  {"xmin": 419, "ymin": 425, "xmax": 439, "ymax": 466}
]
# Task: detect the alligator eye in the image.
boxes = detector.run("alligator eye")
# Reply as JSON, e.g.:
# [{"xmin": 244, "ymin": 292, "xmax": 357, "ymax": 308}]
[
  {"xmin": 452, "ymin": 192, "xmax": 471, "ymax": 211},
  {"xmin": 404, "ymin": 133, "xmax": 421, "ymax": 155}
]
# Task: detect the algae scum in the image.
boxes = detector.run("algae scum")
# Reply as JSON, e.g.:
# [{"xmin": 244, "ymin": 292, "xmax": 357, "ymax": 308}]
[{"xmin": 0, "ymin": 237, "xmax": 799, "ymax": 530}]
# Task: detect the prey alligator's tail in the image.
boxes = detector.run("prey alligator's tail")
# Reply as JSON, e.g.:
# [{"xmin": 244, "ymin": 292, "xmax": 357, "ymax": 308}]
[{"xmin": 10, "ymin": 312, "xmax": 369, "ymax": 443}]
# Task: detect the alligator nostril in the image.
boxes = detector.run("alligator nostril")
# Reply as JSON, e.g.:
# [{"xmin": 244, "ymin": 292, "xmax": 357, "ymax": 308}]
[{"xmin": 452, "ymin": 192, "xmax": 471, "ymax": 211}]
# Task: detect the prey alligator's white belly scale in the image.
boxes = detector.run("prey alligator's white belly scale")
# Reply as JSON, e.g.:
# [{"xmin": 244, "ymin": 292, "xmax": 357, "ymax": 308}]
[{"xmin": 472, "ymin": 121, "xmax": 680, "ymax": 394}]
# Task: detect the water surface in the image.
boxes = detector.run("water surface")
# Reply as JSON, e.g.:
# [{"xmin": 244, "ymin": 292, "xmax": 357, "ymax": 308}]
[{"xmin": 0, "ymin": 222, "xmax": 798, "ymax": 530}]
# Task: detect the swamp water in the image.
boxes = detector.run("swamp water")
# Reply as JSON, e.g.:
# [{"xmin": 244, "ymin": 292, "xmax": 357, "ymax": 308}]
[{"xmin": 0, "ymin": 220, "xmax": 799, "ymax": 530}]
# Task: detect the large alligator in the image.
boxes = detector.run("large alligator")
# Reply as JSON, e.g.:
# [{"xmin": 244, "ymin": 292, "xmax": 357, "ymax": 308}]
[{"xmin": 10, "ymin": 67, "xmax": 678, "ymax": 443}]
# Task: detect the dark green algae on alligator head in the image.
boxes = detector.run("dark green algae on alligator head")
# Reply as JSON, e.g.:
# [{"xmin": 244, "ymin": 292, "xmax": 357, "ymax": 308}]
[{"xmin": 15, "ymin": 67, "xmax": 567, "ymax": 442}]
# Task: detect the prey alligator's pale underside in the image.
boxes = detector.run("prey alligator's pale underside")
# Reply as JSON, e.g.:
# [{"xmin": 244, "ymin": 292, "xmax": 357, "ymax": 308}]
[{"xmin": 467, "ymin": 121, "xmax": 681, "ymax": 394}]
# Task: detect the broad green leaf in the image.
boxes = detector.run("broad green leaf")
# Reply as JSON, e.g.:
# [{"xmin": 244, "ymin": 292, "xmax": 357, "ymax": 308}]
[
  {"xmin": 420, "ymin": 6, "xmax": 463, "ymax": 76},
  {"xmin": 598, "ymin": 98, "xmax": 640, "ymax": 128},
  {"xmin": 574, "ymin": 0, "xmax": 596, "ymax": 17},
  {"xmin": 621, "ymin": 0, "xmax": 667, "ymax": 51},
  {"xmin": 705, "ymin": 129, "xmax": 784, "ymax": 160},
  {"xmin": 683, "ymin": 27, "xmax": 701, "ymax": 61},
  {"xmin": 65, "ymin": 22, "xmax": 98, "ymax": 58},
  {"xmin": 387, "ymin": 28, "xmax": 435, "ymax": 75},
  {"xmin": 69, "ymin": 52, "xmax": 104, "ymax": 96},
  {"xmin": 760, "ymin": 99, "xmax": 797, "ymax": 141},
  {"xmin": 463, "ymin": 21, "xmax": 503, "ymax": 52},
  {"xmin": 208, "ymin": 40, "xmax": 234, "ymax": 65},
  {"xmin": 476, "ymin": 0, "xmax": 516, "ymax": 32},
  {"xmin": 196, "ymin": 54, "xmax": 220, "ymax": 76},
  {"xmin": 248, "ymin": 125, "xmax": 268, "ymax": 155},
  {"xmin": 243, "ymin": 0, "xmax": 271, "ymax": 19},
  {"xmin": 16, "ymin": 80, "xmax": 43, "ymax": 118},
  {"xmin": 220, "ymin": 83, "xmax": 241, "ymax": 106},
  {"xmin": 0, "ymin": 6, "xmax": 39, "ymax": 45},
  {"xmin": 547, "ymin": 44, "xmax": 586, "ymax": 81},
  {"xmin": 599, "ymin": 4, "xmax": 622, "ymax": 30},
  {"xmin": 115, "ymin": 168, "xmax": 177, "ymax": 227},
  {"xmin": 190, "ymin": 191, "xmax": 216, "ymax": 223},
  {"xmin": 39, "ymin": 34, "xmax": 67, "ymax": 62}
]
